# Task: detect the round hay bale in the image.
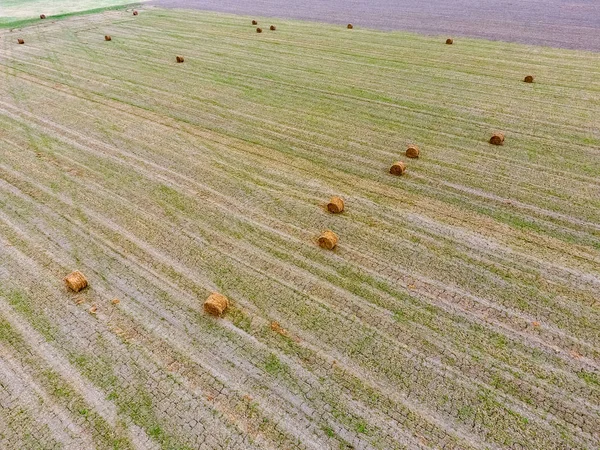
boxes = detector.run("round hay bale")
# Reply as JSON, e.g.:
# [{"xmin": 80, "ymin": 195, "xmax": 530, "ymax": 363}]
[
  {"xmin": 389, "ymin": 161, "xmax": 406, "ymax": 176},
  {"xmin": 327, "ymin": 196, "xmax": 344, "ymax": 214},
  {"xmin": 489, "ymin": 133, "xmax": 505, "ymax": 146},
  {"xmin": 104, "ymin": 35, "xmax": 111, "ymax": 41},
  {"xmin": 176, "ymin": 55, "xmax": 185, "ymax": 63},
  {"xmin": 252, "ymin": 20, "xmax": 258, "ymax": 25},
  {"xmin": 133, "ymin": 10, "xmax": 138, "ymax": 16},
  {"xmin": 524, "ymin": 75, "xmax": 534, "ymax": 83},
  {"xmin": 446, "ymin": 38, "xmax": 453, "ymax": 45},
  {"xmin": 270, "ymin": 25, "xmax": 276, "ymax": 31},
  {"xmin": 318, "ymin": 230, "xmax": 338, "ymax": 250},
  {"xmin": 65, "ymin": 271, "xmax": 88, "ymax": 292},
  {"xmin": 17, "ymin": 39, "xmax": 25, "ymax": 44},
  {"xmin": 204, "ymin": 292, "xmax": 229, "ymax": 316},
  {"xmin": 256, "ymin": 27, "xmax": 262, "ymax": 33},
  {"xmin": 40, "ymin": 14, "xmax": 46, "ymax": 19},
  {"xmin": 406, "ymin": 145, "xmax": 420, "ymax": 159},
  {"xmin": 347, "ymin": 24, "xmax": 353, "ymax": 29}
]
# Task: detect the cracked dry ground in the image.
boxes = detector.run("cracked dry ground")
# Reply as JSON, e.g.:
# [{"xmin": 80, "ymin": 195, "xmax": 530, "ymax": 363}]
[{"xmin": 1, "ymin": 8, "xmax": 599, "ymax": 450}]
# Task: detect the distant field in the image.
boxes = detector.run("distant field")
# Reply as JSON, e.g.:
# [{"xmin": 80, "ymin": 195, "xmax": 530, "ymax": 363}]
[
  {"xmin": 151, "ymin": 0, "xmax": 600, "ymax": 51},
  {"xmin": 0, "ymin": 0, "xmax": 142, "ymax": 25},
  {"xmin": 1, "ymin": 8, "xmax": 599, "ymax": 450}
]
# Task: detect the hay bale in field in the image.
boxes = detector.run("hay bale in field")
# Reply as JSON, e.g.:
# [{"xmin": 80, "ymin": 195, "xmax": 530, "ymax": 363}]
[
  {"xmin": 65, "ymin": 271, "xmax": 88, "ymax": 292},
  {"xmin": 489, "ymin": 133, "xmax": 505, "ymax": 145},
  {"xmin": 176, "ymin": 55, "xmax": 184, "ymax": 63},
  {"xmin": 204, "ymin": 292, "xmax": 229, "ymax": 316},
  {"xmin": 133, "ymin": 10, "xmax": 138, "ymax": 16},
  {"xmin": 406, "ymin": 145, "xmax": 420, "ymax": 159},
  {"xmin": 270, "ymin": 25, "xmax": 276, "ymax": 31},
  {"xmin": 524, "ymin": 75, "xmax": 534, "ymax": 83},
  {"xmin": 252, "ymin": 20, "xmax": 258, "ymax": 25},
  {"xmin": 347, "ymin": 24, "xmax": 353, "ymax": 29},
  {"xmin": 104, "ymin": 35, "xmax": 111, "ymax": 41},
  {"xmin": 40, "ymin": 14, "xmax": 46, "ymax": 19},
  {"xmin": 111, "ymin": 298, "xmax": 120, "ymax": 305},
  {"xmin": 256, "ymin": 27, "xmax": 263, "ymax": 33},
  {"xmin": 389, "ymin": 161, "xmax": 406, "ymax": 176},
  {"xmin": 17, "ymin": 39, "xmax": 25, "ymax": 44},
  {"xmin": 446, "ymin": 38, "xmax": 453, "ymax": 44},
  {"xmin": 318, "ymin": 230, "xmax": 338, "ymax": 250},
  {"xmin": 327, "ymin": 196, "xmax": 344, "ymax": 214}
]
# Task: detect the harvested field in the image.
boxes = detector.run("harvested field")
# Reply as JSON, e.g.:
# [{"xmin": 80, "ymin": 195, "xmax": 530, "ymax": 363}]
[
  {"xmin": 0, "ymin": 0, "xmax": 143, "ymax": 25},
  {"xmin": 150, "ymin": 0, "xmax": 600, "ymax": 51},
  {"xmin": 1, "ymin": 8, "xmax": 600, "ymax": 450}
]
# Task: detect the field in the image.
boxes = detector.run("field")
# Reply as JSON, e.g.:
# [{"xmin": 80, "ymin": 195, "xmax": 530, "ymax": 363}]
[
  {"xmin": 0, "ymin": 0, "xmax": 143, "ymax": 26},
  {"xmin": 1, "ymin": 7, "xmax": 599, "ymax": 450},
  {"xmin": 150, "ymin": 0, "xmax": 600, "ymax": 51}
]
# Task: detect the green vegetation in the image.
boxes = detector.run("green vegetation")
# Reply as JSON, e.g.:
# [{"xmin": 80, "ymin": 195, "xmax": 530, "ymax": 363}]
[
  {"xmin": 264, "ymin": 353, "xmax": 285, "ymax": 375},
  {"xmin": 0, "ymin": 7, "xmax": 598, "ymax": 450},
  {"xmin": 0, "ymin": 1, "xmax": 141, "ymax": 27}
]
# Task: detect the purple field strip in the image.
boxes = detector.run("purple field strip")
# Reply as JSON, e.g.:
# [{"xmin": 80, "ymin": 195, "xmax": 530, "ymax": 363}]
[{"xmin": 149, "ymin": 0, "xmax": 600, "ymax": 51}]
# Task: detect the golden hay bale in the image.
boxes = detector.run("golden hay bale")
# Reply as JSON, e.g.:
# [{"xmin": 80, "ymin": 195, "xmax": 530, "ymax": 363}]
[
  {"xmin": 133, "ymin": 10, "xmax": 138, "ymax": 16},
  {"xmin": 270, "ymin": 25, "xmax": 276, "ymax": 31},
  {"xmin": 327, "ymin": 196, "xmax": 344, "ymax": 214},
  {"xmin": 406, "ymin": 145, "xmax": 420, "ymax": 159},
  {"xmin": 347, "ymin": 24, "xmax": 353, "ymax": 29},
  {"xmin": 40, "ymin": 14, "xmax": 46, "ymax": 19},
  {"xmin": 389, "ymin": 161, "xmax": 406, "ymax": 176},
  {"xmin": 104, "ymin": 35, "xmax": 111, "ymax": 41},
  {"xmin": 176, "ymin": 55, "xmax": 184, "ymax": 63},
  {"xmin": 489, "ymin": 133, "xmax": 505, "ymax": 145},
  {"xmin": 252, "ymin": 20, "xmax": 258, "ymax": 25},
  {"xmin": 318, "ymin": 230, "xmax": 338, "ymax": 250},
  {"xmin": 524, "ymin": 75, "xmax": 534, "ymax": 83},
  {"xmin": 204, "ymin": 292, "xmax": 229, "ymax": 316},
  {"xmin": 111, "ymin": 298, "xmax": 120, "ymax": 305},
  {"xmin": 256, "ymin": 27, "xmax": 263, "ymax": 33},
  {"xmin": 17, "ymin": 39, "xmax": 25, "ymax": 44},
  {"xmin": 89, "ymin": 305, "xmax": 98, "ymax": 314},
  {"xmin": 65, "ymin": 271, "xmax": 88, "ymax": 292},
  {"xmin": 446, "ymin": 38, "xmax": 453, "ymax": 44}
]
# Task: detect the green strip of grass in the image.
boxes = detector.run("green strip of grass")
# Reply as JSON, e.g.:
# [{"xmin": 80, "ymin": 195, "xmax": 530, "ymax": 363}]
[{"xmin": 0, "ymin": 3, "xmax": 142, "ymax": 29}]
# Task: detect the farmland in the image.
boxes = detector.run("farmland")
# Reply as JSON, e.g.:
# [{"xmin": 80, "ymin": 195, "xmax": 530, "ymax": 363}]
[
  {"xmin": 0, "ymin": 0, "xmax": 143, "ymax": 26},
  {"xmin": 150, "ymin": 0, "xmax": 600, "ymax": 51},
  {"xmin": 1, "ymin": 6, "xmax": 600, "ymax": 450}
]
